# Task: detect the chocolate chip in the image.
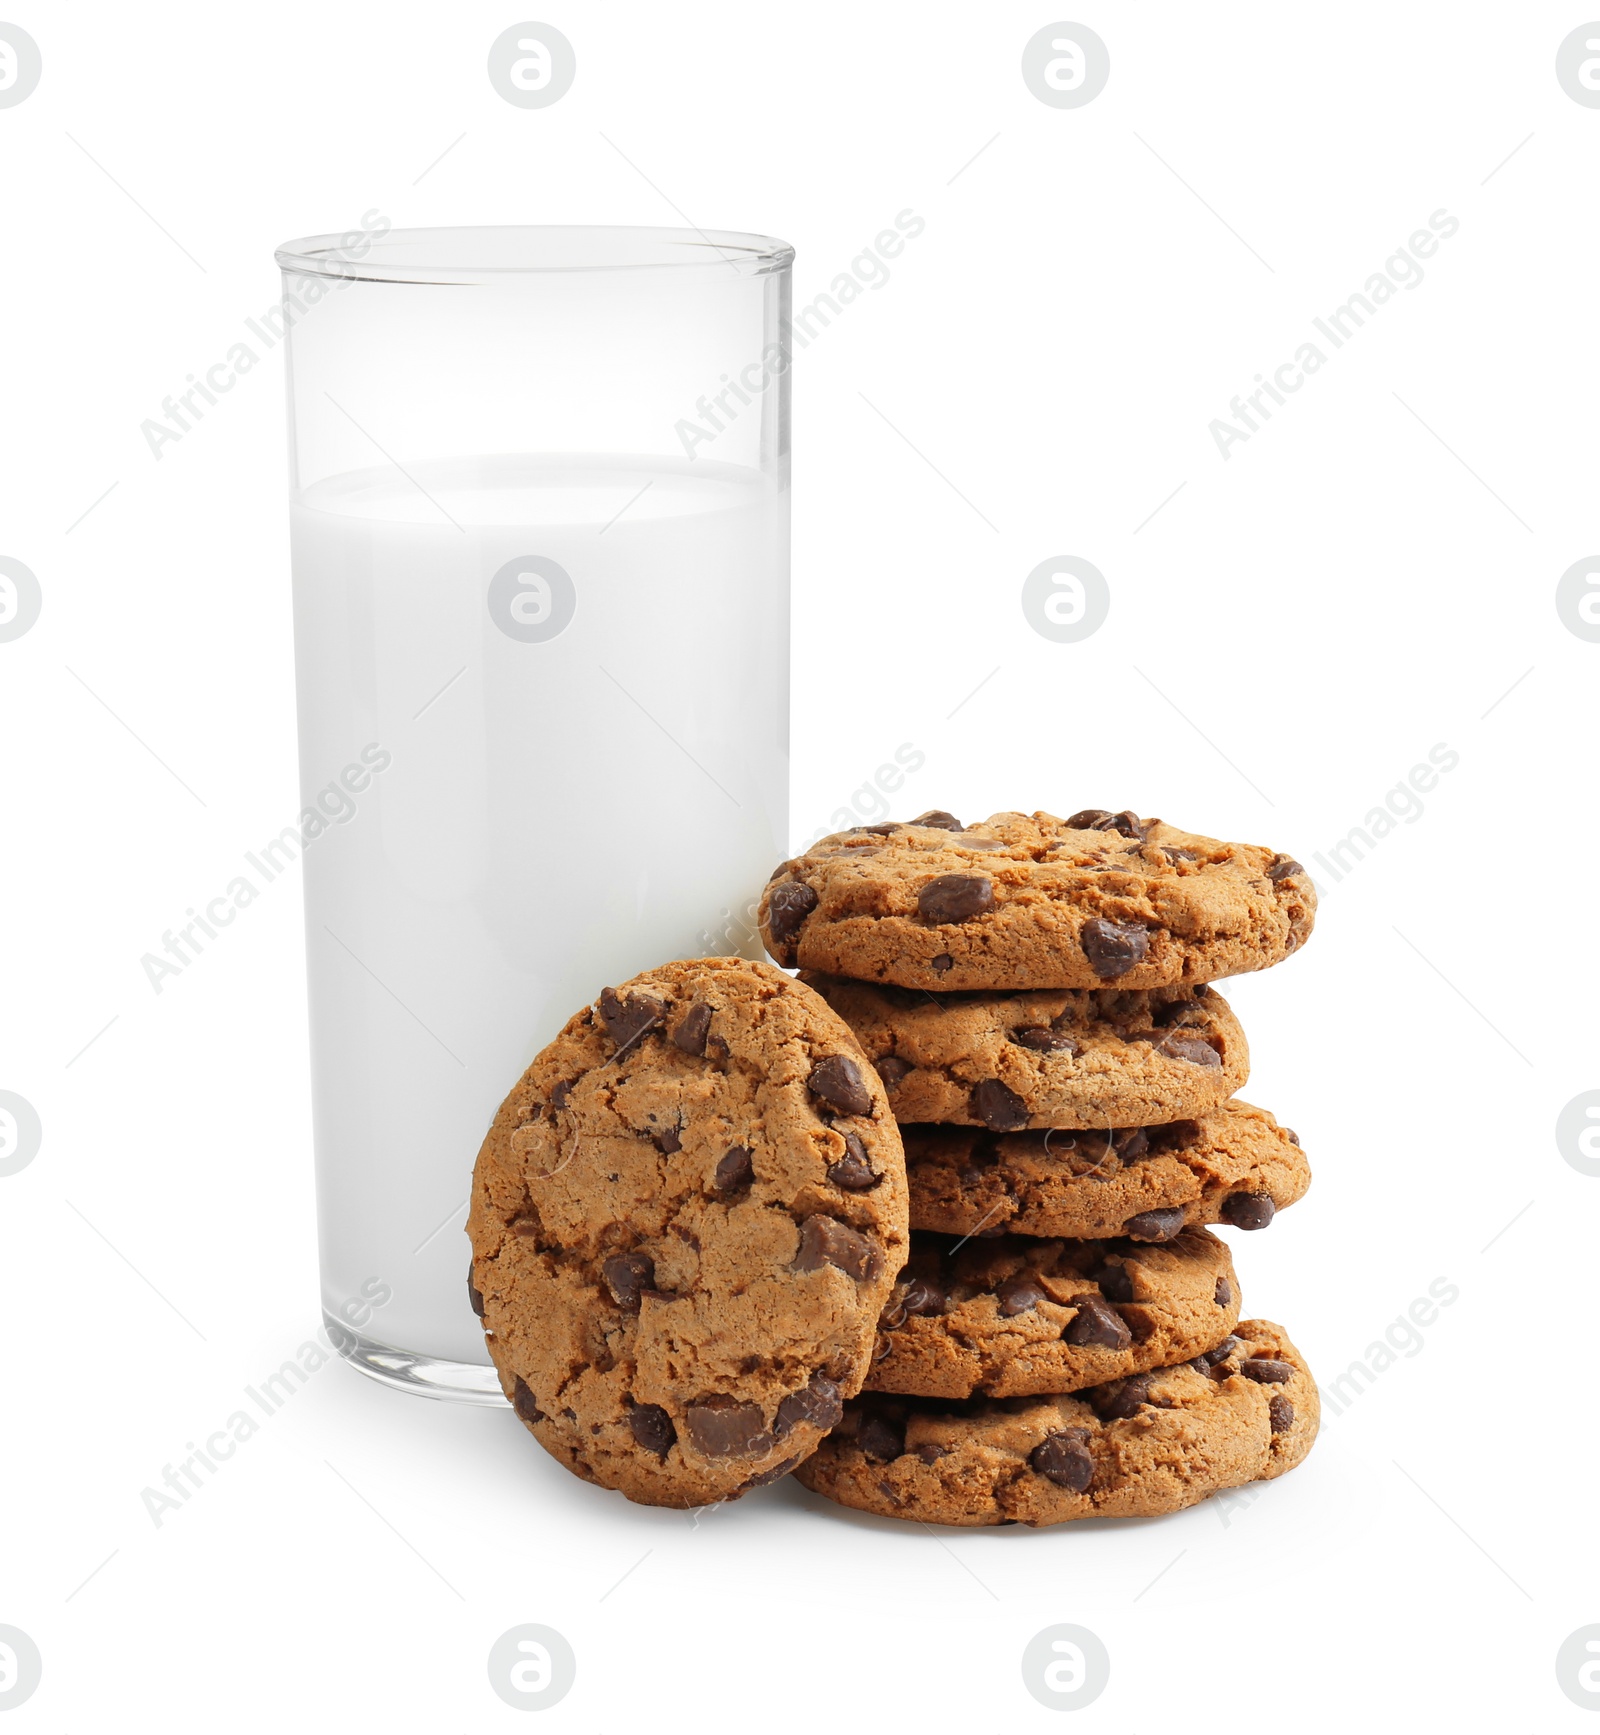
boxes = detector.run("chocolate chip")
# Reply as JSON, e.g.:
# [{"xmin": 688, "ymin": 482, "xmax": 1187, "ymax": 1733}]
[
  {"xmin": 857, "ymin": 1413, "xmax": 905, "ymax": 1460},
  {"xmin": 808, "ymin": 1054, "xmax": 874, "ymax": 1117},
  {"xmin": 794, "ymin": 1213, "xmax": 883, "ymax": 1282},
  {"xmin": 1095, "ymin": 1373, "xmax": 1154, "ymax": 1419},
  {"xmin": 774, "ymin": 1373, "xmax": 843, "ymax": 1438},
  {"xmin": 971, "ymin": 1078, "xmax": 1029, "ymax": 1131},
  {"xmin": 654, "ymin": 1124, "xmax": 682, "ymax": 1155},
  {"xmin": 1193, "ymin": 1335, "xmax": 1240, "ymax": 1371},
  {"xmin": 685, "ymin": 1398, "xmax": 774, "ymax": 1459},
  {"xmin": 913, "ymin": 1442, "xmax": 949, "ymax": 1465},
  {"xmin": 1285, "ymin": 1128, "xmax": 1301, "ymax": 1146},
  {"xmin": 468, "ymin": 1268, "xmax": 485, "ymax": 1318},
  {"xmin": 712, "ymin": 1145, "xmax": 754, "ymax": 1196},
  {"xmin": 1240, "ymin": 1357, "xmax": 1295, "ymax": 1384},
  {"xmin": 931, "ymin": 953, "xmax": 954, "ymax": 974},
  {"xmin": 1112, "ymin": 1125, "xmax": 1150, "ymax": 1162},
  {"xmin": 995, "ymin": 1274, "xmax": 1046, "ymax": 1316},
  {"xmin": 1092, "ymin": 1261, "xmax": 1136, "ymax": 1303},
  {"xmin": 1266, "ymin": 856, "xmax": 1303, "ymax": 882},
  {"xmin": 918, "ymin": 873, "xmax": 994, "ymax": 924},
  {"xmin": 1065, "ymin": 809, "xmax": 1115, "ymax": 830},
  {"xmin": 900, "ymin": 1276, "xmax": 947, "ymax": 1316},
  {"xmin": 1164, "ymin": 846, "xmax": 1199, "ymax": 863},
  {"xmin": 1013, "ymin": 1026, "xmax": 1080, "ymax": 1054},
  {"xmin": 598, "ymin": 987, "xmax": 668, "ymax": 1058},
  {"xmin": 1122, "ymin": 1207, "xmax": 1186, "ymax": 1242},
  {"xmin": 1221, "ymin": 1192, "xmax": 1275, "ymax": 1230},
  {"xmin": 1268, "ymin": 1395, "xmax": 1295, "ymax": 1433},
  {"xmin": 1155, "ymin": 1031, "xmax": 1222, "ymax": 1068},
  {"xmin": 1080, "ymin": 917, "xmax": 1150, "ymax": 979},
  {"xmin": 827, "ymin": 1131, "xmax": 881, "ymax": 1191},
  {"xmin": 910, "ymin": 809, "xmax": 963, "ymax": 830},
  {"xmin": 858, "ymin": 823, "xmax": 901, "ymax": 835},
  {"xmin": 874, "ymin": 1056, "xmax": 912, "ymax": 1090},
  {"xmin": 602, "ymin": 1251, "xmax": 655, "ymax": 1311},
  {"xmin": 1064, "ymin": 1294, "xmax": 1133, "ymax": 1348},
  {"xmin": 1030, "ymin": 1428, "xmax": 1095, "ymax": 1491},
  {"xmin": 511, "ymin": 1377, "xmax": 545, "ymax": 1425},
  {"xmin": 628, "ymin": 1403, "xmax": 676, "ymax": 1458},
  {"xmin": 1110, "ymin": 811, "xmax": 1147, "ymax": 838},
  {"xmin": 551, "ymin": 1079, "xmax": 575, "ymax": 1112},
  {"xmin": 1214, "ymin": 1276, "xmax": 1233, "ymax": 1308},
  {"xmin": 767, "ymin": 879, "xmax": 818, "ymax": 943},
  {"xmin": 671, "ymin": 1001, "xmax": 713, "ymax": 1055}
]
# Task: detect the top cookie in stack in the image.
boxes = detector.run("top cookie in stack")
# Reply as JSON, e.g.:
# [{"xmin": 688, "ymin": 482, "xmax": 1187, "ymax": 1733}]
[{"xmin": 759, "ymin": 806, "xmax": 1314, "ymax": 991}]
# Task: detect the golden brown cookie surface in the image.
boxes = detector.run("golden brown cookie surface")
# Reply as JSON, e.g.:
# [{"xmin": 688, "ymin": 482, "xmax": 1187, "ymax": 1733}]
[
  {"xmin": 468, "ymin": 958, "xmax": 909, "ymax": 1508},
  {"xmin": 761, "ymin": 809, "xmax": 1314, "ymax": 991}
]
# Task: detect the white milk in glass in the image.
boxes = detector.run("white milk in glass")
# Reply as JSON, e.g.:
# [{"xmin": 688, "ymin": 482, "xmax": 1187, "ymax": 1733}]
[{"xmin": 291, "ymin": 455, "xmax": 788, "ymax": 1362}]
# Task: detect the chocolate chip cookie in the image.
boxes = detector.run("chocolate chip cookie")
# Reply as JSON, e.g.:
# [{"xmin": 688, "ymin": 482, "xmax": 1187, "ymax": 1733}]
[
  {"xmin": 904, "ymin": 1100, "xmax": 1309, "ymax": 1241},
  {"xmin": 868, "ymin": 1227, "xmax": 1238, "ymax": 1399},
  {"xmin": 467, "ymin": 958, "xmax": 910, "ymax": 1509},
  {"xmin": 761, "ymin": 809, "xmax": 1314, "ymax": 991},
  {"xmin": 804, "ymin": 973, "xmax": 1247, "ymax": 1130},
  {"xmin": 795, "ymin": 1319, "xmax": 1317, "ymax": 1527}
]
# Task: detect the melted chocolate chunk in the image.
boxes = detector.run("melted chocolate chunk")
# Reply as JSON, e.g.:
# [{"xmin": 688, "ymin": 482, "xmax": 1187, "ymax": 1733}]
[
  {"xmin": 1094, "ymin": 1372, "xmax": 1155, "ymax": 1420},
  {"xmin": 1193, "ymin": 1335, "xmax": 1240, "ymax": 1372},
  {"xmin": 856, "ymin": 1413, "xmax": 906, "ymax": 1461},
  {"xmin": 1214, "ymin": 1276, "xmax": 1233, "ymax": 1308},
  {"xmin": 598, "ymin": 987, "xmax": 667, "ymax": 1057},
  {"xmin": 602, "ymin": 1251, "xmax": 655, "ymax": 1311},
  {"xmin": 913, "ymin": 1442, "xmax": 950, "ymax": 1465},
  {"xmin": 1220, "ymin": 1192, "xmax": 1275, "ymax": 1230},
  {"xmin": 1268, "ymin": 1394, "xmax": 1295, "ymax": 1433},
  {"xmin": 629, "ymin": 1402, "xmax": 677, "ymax": 1459},
  {"xmin": 794, "ymin": 1214, "xmax": 883, "ymax": 1282},
  {"xmin": 1092, "ymin": 1261, "xmax": 1136, "ymax": 1304},
  {"xmin": 808, "ymin": 1054, "xmax": 874, "ymax": 1117},
  {"xmin": 874, "ymin": 1055, "xmax": 912, "ymax": 1090},
  {"xmin": 1266, "ymin": 856, "xmax": 1304, "ymax": 883},
  {"xmin": 1240, "ymin": 1357, "xmax": 1295, "ymax": 1385},
  {"xmin": 995, "ymin": 1274, "xmax": 1046, "ymax": 1316},
  {"xmin": 774, "ymin": 1373, "xmax": 843, "ymax": 1438},
  {"xmin": 1013, "ymin": 1026, "xmax": 1080, "ymax": 1054},
  {"xmin": 467, "ymin": 1268, "xmax": 485, "ymax": 1318},
  {"xmin": 712, "ymin": 1145, "xmax": 754, "ymax": 1196},
  {"xmin": 1079, "ymin": 917, "xmax": 1151, "ymax": 980},
  {"xmin": 653, "ymin": 1124, "xmax": 682, "ymax": 1155},
  {"xmin": 685, "ymin": 1398, "xmax": 774, "ymax": 1459},
  {"xmin": 1155, "ymin": 1030, "xmax": 1223, "ymax": 1068},
  {"xmin": 931, "ymin": 953, "xmax": 954, "ymax": 974},
  {"xmin": 1065, "ymin": 809, "xmax": 1114, "ymax": 830},
  {"xmin": 910, "ymin": 810, "xmax": 962, "ymax": 831},
  {"xmin": 827, "ymin": 1131, "xmax": 881, "ymax": 1191},
  {"xmin": 1064, "ymin": 1294, "xmax": 1132, "ymax": 1348},
  {"xmin": 971, "ymin": 1078, "xmax": 1029, "ymax": 1131},
  {"xmin": 1122, "ymin": 1206, "xmax": 1186, "ymax": 1243},
  {"xmin": 1030, "ymin": 1428, "xmax": 1095, "ymax": 1491},
  {"xmin": 767, "ymin": 879, "xmax": 818, "ymax": 943},
  {"xmin": 511, "ymin": 1377, "xmax": 545, "ymax": 1425},
  {"xmin": 918, "ymin": 873, "xmax": 995, "ymax": 924},
  {"xmin": 671, "ymin": 1001, "xmax": 713, "ymax": 1056},
  {"xmin": 900, "ymin": 1276, "xmax": 947, "ymax": 1316}
]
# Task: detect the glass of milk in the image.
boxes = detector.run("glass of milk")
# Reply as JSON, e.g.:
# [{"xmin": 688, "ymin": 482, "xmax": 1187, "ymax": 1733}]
[{"xmin": 275, "ymin": 227, "xmax": 792, "ymax": 1401}]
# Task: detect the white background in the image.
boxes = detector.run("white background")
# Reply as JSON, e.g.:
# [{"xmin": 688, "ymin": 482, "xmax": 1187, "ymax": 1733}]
[{"xmin": 3, "ymin": 2, "xmax": 1596, "ymax": 1727}]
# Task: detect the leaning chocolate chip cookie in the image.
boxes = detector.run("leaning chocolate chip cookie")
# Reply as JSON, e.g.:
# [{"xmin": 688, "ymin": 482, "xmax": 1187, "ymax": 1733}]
[
  {"xmin": 868, "ymin": 1227, "xmax": 1238, "ymax": 1399},
  {"xmin": 796, "ymin": 1319, "xmax": 1317, "ymax": 1526},
  {"xmin": 803, "ymin": 973, "xmax": 1247, "ymax": 1129},
  {"xmin": 904, "ymin": 1100, "xmax": 1309, "ymax": 1241},
  {"xmin": 467, "ymin": 957, "xmax": 909, "ymax": 1509},
  {"xmin": 761, "ymin": 808, "xmax": 1314, "ymax": 990}
]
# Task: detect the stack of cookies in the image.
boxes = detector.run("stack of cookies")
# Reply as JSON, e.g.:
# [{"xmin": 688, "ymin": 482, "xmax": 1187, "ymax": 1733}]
[
  {"xmin": 466, "ymin": 805, "xmax": 1320, "ymax": 1529},
  {"xmin": 759, "ymin": 806, "xmax": 1320, "ymax": 1527}
]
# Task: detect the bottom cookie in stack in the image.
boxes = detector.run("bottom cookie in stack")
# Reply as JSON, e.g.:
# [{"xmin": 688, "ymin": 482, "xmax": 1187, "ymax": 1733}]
[{"xmin": 795, "ymin": 1319, "xmax": 1318, "ymax": 1527}]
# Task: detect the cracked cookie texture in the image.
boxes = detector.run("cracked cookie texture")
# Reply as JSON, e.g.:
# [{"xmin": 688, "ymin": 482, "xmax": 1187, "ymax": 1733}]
[
  {"xmin": 467, "ymin": 957, "xmax": 910, "ymax": 1508},
  {"xmin": 804, "ymin": 973, "xmax": 1247, "ymax": 1129},
  {"xmin": 868, "ymin": 1227, "xmax": 1239, "ymax": 1399},
  {"xmin": 796, "ymin": 1318, "xmax": 1317, "ymax": 1526},
  {"xmin": 761, "ymin": 808, "xmax": 1315, "ymax": 991},
  {"xmin": 904, "ymin": 1099, "xmax": 1309, "ymax": 1241}
]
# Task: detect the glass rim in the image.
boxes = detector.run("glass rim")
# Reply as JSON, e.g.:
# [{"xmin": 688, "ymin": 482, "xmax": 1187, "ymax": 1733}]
[{"xmin": 275, "ymin": 223, "xmax": 794, "ymax": 285}]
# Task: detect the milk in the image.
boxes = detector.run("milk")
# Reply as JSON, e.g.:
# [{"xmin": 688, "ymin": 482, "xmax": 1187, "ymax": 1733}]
[{"xmin": 290, "ymin": 455, "xmax": 788, "ymax": 1366}]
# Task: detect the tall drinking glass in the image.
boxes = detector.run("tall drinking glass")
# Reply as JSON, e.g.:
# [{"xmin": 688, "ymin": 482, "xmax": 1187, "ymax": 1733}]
[{"xmin": 276, "ymin": 227, "xmax": 792, "ymax": 1401}]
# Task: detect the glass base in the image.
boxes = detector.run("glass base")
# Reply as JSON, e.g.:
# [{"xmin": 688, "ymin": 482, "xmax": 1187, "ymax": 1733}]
[{"xmin": 325, "ymin": 1311, "xmax": 511, "ymax": 1406}]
